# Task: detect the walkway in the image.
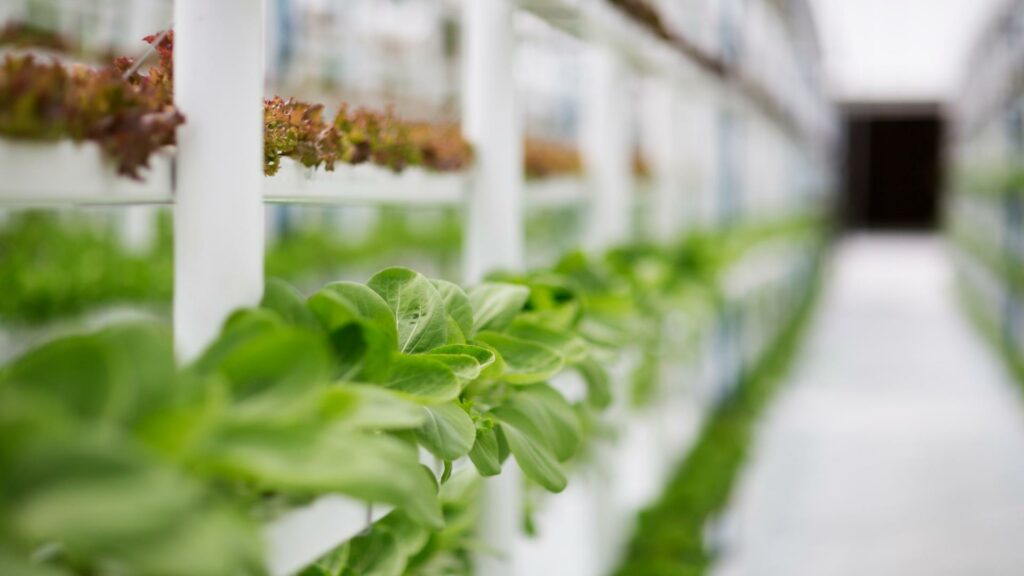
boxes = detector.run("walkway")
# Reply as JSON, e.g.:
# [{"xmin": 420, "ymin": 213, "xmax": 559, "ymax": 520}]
[{"xmin": 713, "ymin": 235, "xmax": 1024, "ymax": 576}]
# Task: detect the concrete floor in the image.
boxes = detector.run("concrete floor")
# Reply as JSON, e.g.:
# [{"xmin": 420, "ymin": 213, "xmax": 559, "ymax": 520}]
[{"xmin": 713, "ymin": 235, "xmax": 1024, "ymax": 576}]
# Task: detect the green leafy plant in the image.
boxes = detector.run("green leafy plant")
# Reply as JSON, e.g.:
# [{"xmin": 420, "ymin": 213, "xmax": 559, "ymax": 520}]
[
  {"xmin": 0, "ymin": 209, "xmax": 463, "ymax": 326},
  {"xmin": 0, "ymin": 260, "xmax": 619, "ymax": 574},
  {"xmin": 613, "ymin": 265, "xmax": 821, "ymax": 576},
  {"xmin": 0, "ymin": 32, "xmax": 183, "ymax": 179},
  {"xmin": 263, "ymin": 98, "xmax": 472, "ymax": 176}
]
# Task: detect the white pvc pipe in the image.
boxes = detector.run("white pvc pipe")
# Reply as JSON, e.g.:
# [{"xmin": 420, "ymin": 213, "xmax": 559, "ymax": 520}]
[
  {"xmin": 462, "ymin": 0, "xmax": 524, "ymax": 284},
  {"xmin": 581, "ymin": 43, "xmax": 633, "ymax": 251},
  {"xmin": 173, "ymin": 0, "xmax": 266, "ymax": 360},
  {"xmin": 118, "ymin": 205, "xmax": 156, "ymax": 254},
  {"xmin": 461, "ymin": 2, "xmax": 525, "ymax": 575},
  {"xmin": 642, "ymin": 76, "xmax": 684, "ymax": 242}
]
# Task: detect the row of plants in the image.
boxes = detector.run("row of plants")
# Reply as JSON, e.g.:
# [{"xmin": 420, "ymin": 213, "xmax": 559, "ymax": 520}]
[
  {"xmin": 0, "ymin": 206, "xmax": 821, "ymax": 328},
  {"xmin": 0, "ymin": 21, "xmax": 71, "ymax": 54},
  {"xmin": 613, "ymin": 259, "xmax": 821, "ymax": 576},
  {"xmin": 263, "ymin": 97, "xmax": 472, "ymax": 176},
  {"xmin": 951, "ymin": 164, "xmax": 1024, "ymax": 199},
  {"xmin": 2, "ymin": 27, "xmax": 660, "ymax": 185},
  {"xmin": 523, "ymin": 137, "xmax": 582, "ymax": 180},
  {"xmin": 0, "ymin": 32, "xmax": 182, "ymax": 179},
  {"xmin": 0, "ymin": 209, "xmax": 462, "ymax": 326},
  {"xmin": 0, "ymin": 238, "xmax": 697, "ymax": 574},
  {"xmin": 0, "ymin": 263, "xmax": 607, "ymax": 574},
  {"xmin": 950, "ymin": 179, "xmax": 1024, "ymax": 377},
  {"xmin": 0, "ymin": 207, "xmax": 825, "ymax": 575},
  {"xmin": 0, "ymin": 30, "xmax": 475, "ymax": 179},
  {"xmin": 522, "ymin": 137, "xmax": 651, "ymax": 181}
]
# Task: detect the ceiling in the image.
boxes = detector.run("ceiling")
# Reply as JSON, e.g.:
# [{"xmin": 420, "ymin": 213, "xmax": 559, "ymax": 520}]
[{"xmin": 807, "ymin": 0, "xmax": 1008, "ymax": 104}]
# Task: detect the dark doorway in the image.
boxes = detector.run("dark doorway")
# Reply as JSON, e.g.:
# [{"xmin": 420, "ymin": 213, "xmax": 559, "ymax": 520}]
[{"xmin": 842, "ymin": 104, "xmax": 944, "ymax": 230}]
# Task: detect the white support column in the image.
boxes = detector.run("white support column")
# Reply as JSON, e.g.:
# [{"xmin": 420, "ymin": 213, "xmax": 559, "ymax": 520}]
[
  {"xmin": 462, "ymin": 0, "xmax": 524, "ymax": 284},
  {"xmin": 642, "ymin": 76, "xmax": 684, "ymax": 242},
  {"xmin": 461, "ymin": 2, "xmax": 524, "ymax": 575},
  {"xmin": 581, "ymin": 43, "xmax": 633, "ymax": 251},
  {"xmin": 173, "ymin": 0, "xmax": 266, "ymax": 360},
  {"xmin": 118, "ymin": 205, "xmax": 156, "ymax": 254}
]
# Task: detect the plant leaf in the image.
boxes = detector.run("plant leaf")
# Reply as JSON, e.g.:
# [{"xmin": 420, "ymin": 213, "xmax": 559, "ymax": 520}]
[
  {"xmin": 368, "ymin": 268, "xmax": 448, "ymax": 353},
  {"xmin": 498, "ymin": 384, "xmax": 582, "ymax": 462},
  {"xmin": 431, "ymin": 344, "xmax": 496, "ymax": 374},
  {"xmin": 473, "ymin": 332, "xmax": 564, "ymax": 385},
  {"xmin": 575, "ymin": 358, "xmax": 613, "ymax": 409},
  {"xmin": 423, "ymin": 353, "xmax": 481, "ymax": 383},
  {"xmin": 468, "ymin": 283, "xmax": 530, "ymax": 334},
  {"xmin": 261, "ymin": 278, "xmax": 316, "ymax": 327},
  {"xmin": 194, "ymin": 424, "xmax": 443, "ymax": 528},
  {"xmin": 494, "ymin": 417, "xmax": 567, "ymax": 492},
  {"xmin": 507, "ymin": 320, "xmax": 588, "ymax": 364},
  {"xmin": 431, "ymin": 279, "xmax": 474, "ymax": 341},
  {"xmin": 468, "ymin": 427, "xmax": 501, "ymax": 477},
  {"xmin": 193, "ymin": 326, "xmax": 331, "ymax": 401},
  {"xmin": 315, "ymin": 282, "xmax": 399, "ymax": 349},
  {"xmin": 383, "ymin": 355, "xmax": 460, "ymax": 404},
  {"xmin": 318, "ymin": 385, "xmax": 425, "ymax": 431},
  {"xmin": 416, "ymin": 403, "xmax": 475, "ymax": 461},
  {"xmin": 307, "ymin": 290, "xmax": 393, "ymax": 381}
]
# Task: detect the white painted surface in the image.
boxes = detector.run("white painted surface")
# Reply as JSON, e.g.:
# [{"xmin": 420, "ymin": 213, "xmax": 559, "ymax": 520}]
[
  {"xmin": 461, "ymin": 3, "xmax": 526, "ymax": 574},
  {"xmin": 461, "ymin": 0, "xmax": 524, "ymax": 284},
  {"xmin": 715, "ymin": 235, "xmax": 1024, "ymax": 576},
  {"xmin": 808, "ymin": 0, "xmax": 1006, "ymax": 103},
  {"xmin": 173, "ymin": 0, "xmax": 266, "ymax": 360},
  {"xmin": 0, "ymin": 141, "xmax": 172, "ymax": 206},
  {"xmin": 581, "ymin": 42, "xmax": 633, "ymax": 250},
  {"xmin": 265, "ymin": 497, "xmax": 390, "ymax": 576}
]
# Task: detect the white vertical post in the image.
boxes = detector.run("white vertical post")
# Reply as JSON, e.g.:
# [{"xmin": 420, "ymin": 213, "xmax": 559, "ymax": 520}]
[
  {"xmin": 581, "ymin": 43, "xmax": 633, "ymax": 251},
  {"xmin": 642, "ymin": 76, "xmax": 683, "ymax": 242},
  {"xmin": 173, "ymin": 0, "xmax": 266, "ymax": 360},
  {"xmin": 118, "ymin": 205, "xmax": 156, "ymax": 254},
  {"xmin": 462, "ymin": 0, "xmax": 524, "ymax": 284},
  {"xmin": 461, "ymin": 2, "xmax": 524, "ymax": 576}
]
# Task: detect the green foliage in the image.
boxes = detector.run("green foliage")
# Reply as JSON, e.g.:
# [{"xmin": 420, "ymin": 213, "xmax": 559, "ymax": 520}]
[
  {"xmin": 0, "ymin": 261, "xmax": 617, "ymax": 573},
  {"xmin": 0, "ymin": 211, "xmax": 174, "ymax": 324},
  {"xmin": 0, "ymin": 212, "xmax": 825, "ymax": 574},
  {"xmin": 0, "ymin": 208, "xmax": 462, "ymax": 326},
  {"xmin": 612, "ymin": 270, "xmax": 821, "ymax": 576}
]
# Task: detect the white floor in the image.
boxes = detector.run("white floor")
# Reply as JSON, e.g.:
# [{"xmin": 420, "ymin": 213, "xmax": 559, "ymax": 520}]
[{"xmin": 713, "ymin": 235, "xmax": 1024, "ymax": 576}]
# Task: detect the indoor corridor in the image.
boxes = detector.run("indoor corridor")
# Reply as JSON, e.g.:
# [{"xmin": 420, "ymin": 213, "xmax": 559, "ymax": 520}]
[{"xmin": 714, "ymin": 235, "xmax": 1024, "ymax": 576}]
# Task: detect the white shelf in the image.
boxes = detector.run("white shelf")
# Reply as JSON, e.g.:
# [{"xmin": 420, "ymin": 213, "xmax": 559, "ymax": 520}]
[
  {"xmin": 264, "ymin": 496, "xmax": 392, "ymax": 576},
  {"xmin": 0, "ymin": 144, "xmax": 470, "ymax": 208},
  {"xmin": 0, "ymin": 140, "xmax": 174, "ymax": 206},
  {"xmin": 263, "ymin": 159, "xmax": 469, "ymax": 207}
]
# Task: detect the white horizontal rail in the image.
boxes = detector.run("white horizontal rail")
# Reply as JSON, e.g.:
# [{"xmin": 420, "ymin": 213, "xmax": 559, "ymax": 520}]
[
  {"xmin": 264, "ymin": 496, "xmax": 391, "ymax": 576},
  {"xmin": 0, "ymin": 143, "xmax": 468, "ymax": 208},
  {"xmin": 0, "ymin": 141, "xmax": 173, "ymax": 206},
  {"xmin": 264, "ymin": 159, "xmax": 469, "ymax": 206}
]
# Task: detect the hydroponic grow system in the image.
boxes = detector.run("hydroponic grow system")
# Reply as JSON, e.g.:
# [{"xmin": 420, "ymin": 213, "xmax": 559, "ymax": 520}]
[{"xmin": 0, "ymin": 1, "xmax": 836, "ymax": 575}]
